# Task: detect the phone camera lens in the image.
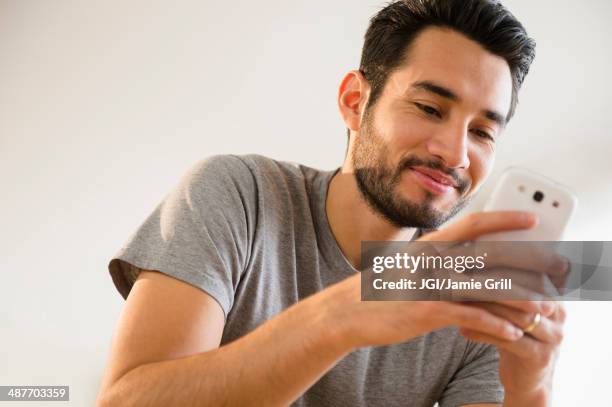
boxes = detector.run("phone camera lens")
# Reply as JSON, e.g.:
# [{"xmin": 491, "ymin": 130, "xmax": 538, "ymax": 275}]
[{"xmin": 533, "ymin": 191, "xmax": 544, "ymax": 202}]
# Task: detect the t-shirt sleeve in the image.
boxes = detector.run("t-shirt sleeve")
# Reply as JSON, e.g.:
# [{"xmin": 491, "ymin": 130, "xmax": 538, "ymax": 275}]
[
  {"xmin": 108, "ymin": 155, "xmax": 257, "ymax": 318},
  {"xmin": 438, "ymin": 342, "xmax": 504, "ymax": 407}
]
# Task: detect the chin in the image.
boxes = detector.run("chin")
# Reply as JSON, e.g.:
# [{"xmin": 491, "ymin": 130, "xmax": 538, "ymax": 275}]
[{"xmin": 399, "ymin": 186, "xmax": 457, "ymax": 206}]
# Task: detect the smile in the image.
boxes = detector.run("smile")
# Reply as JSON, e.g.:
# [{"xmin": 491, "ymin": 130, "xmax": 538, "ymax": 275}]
[{"xmin": 408, "ymin": 168, "xmax": 456, "ymax": 195}]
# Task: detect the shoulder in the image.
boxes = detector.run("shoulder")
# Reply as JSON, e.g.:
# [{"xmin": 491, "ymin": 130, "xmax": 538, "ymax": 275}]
[
  {"xmin": 178, "ymin": 155, "xmax": 261, "ymax": 198},
  {"xmin": 182, "ymin": 154, "xmax": 328, "ymax": 210},
  {"xmin": 164, "ymin": 155, "xmax": 261, "ymax": 215},
  {"xmin": 197, "ymin": 154, "xmax": 327, "ymax": 192},
  {"xmin": 188, "ymin": 154, "xmax": 254, "ymax": 181},
  {"xmin": 189, "ymin": 154, "xmax": 309, "ymax": 182},
  {"xmin": 231, "ymin": 154, "xmax": 318, "ymax": 181}
]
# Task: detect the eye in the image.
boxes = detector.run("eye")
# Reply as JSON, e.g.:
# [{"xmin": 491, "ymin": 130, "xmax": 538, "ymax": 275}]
[
  {"xmin": 414, "ymin": 102, "xmax": 442, "ymax": 118},
  {"xmin": 472, "ymin": 129, "xmax": 494, "ymax": 141}
]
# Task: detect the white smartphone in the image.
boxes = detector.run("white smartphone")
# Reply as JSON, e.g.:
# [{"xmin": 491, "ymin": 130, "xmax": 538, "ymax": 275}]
[{"xmin": 479, "ymin": 167, "xmax": 578, "ymax": 241}]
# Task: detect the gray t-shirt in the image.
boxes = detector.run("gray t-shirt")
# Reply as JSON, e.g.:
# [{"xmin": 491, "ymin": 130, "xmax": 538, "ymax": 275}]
[{"xmin": 108, "ymin": 154, "xmax": 504, "ymax": 407}]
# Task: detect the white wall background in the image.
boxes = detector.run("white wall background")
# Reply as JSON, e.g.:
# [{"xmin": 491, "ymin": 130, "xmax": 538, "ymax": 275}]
[{"xmin": 0, "ymin": 0, "xmax": 610, "ymax": 405}]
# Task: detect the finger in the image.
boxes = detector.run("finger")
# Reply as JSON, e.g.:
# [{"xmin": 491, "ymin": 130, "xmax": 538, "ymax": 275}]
[
  {"xmin": 443, "ymin": 241, "xmax": 569, "ymax": 277},
  {"xmin": 466, "ymin": 299, "xmax": 556, "ymax": 316},
  {"xmin": 480, "ymin": 245, "xmax": 569, "ymax": 277},
  {"xmin": 419, "ymin": 265, "xmax": 556, "ymax": 305},
  {"xmin": 466, "ymin": 302, "xmax": 563, "ymax": 345},
  {"xmin": 550, "ymin": 301, "xmax": 567, "ymax": 323},
  {"xmin": 447, "ymin": 278, "xmax": 551, "ymax": 303},
  {"xmin": 420, "ymin": 211, "xmax": 538, "ymax": 242},
  {"xmin": 441, "ymin": 302, "xmax": 525, "ymax": 341},
  {"xmin": 486, "ymin": 269, "xmax": 564, "ymax": 298},
  {"xmin": 459, "ymin": 327, "xmax": 544, "ymax": 359},
  {"xmin": 459, "ymin": 327, "xmax": 561, "ymax": 369},
  {"xmin": 443, "ymin": 267, "xmax": 561, "ymax": 301},
  {"xmin": 549, "ymin": 270, "xmax": 571, "ymax": 295}
]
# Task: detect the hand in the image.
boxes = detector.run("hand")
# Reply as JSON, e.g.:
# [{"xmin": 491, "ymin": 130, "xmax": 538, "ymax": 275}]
[
  {"xmin": 325, "ymin": 211, "xmax": 556, "ymax": 349},
  {"xmin": 416, "ymin": 218, "xmax": 570, "ymax": 302},
  {"xmin": 459, "ymin": 301, "xmax": 566, "ymax": 404}
]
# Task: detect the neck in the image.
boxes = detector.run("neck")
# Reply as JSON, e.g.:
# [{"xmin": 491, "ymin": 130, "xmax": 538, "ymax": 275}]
[{"xmin": 326, "ymin": 165, "xmax": 418, "ymax": 268}]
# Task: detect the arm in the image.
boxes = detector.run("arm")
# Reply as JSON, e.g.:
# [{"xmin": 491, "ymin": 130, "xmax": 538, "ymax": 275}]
[
  {"xmin": 97, "ymin": 270, "xmax": 531, "ymax": 406},
  {"xmin": 97, "ymin": 270, "xmax": 352, "ymax": 407},
  {"xmin": 460, "ymin": 301, "xmax": 565, "ymax": 407},
  {"xmin": 98, "ymin": 211, "xmax": 552, "ymax": 406}
]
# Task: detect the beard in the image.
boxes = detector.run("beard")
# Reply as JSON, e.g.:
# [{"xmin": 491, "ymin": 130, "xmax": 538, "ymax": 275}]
[{"xmin": 351, "ymin": 110, "xmax": 472, "ymax": 229}]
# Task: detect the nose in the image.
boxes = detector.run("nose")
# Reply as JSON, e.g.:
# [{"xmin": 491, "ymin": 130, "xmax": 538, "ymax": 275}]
[{"xmin": 425, "ymin": 121, "xmax": 470, "ymax": 169}]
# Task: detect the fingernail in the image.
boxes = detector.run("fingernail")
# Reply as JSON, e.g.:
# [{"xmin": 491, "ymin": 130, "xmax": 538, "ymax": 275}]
[
  {"xmin": 507, "ymin": 324, "xmax": 524, "ymax": 339},
  {"xmin": 522, "ymin": 212, "xmax": 538, "ymax": 226},
  {"xmin": 541, "ymin": 301, "xmax": 555, "ymax": 316},
  {"xmin": 554, "ymin": 257, "xmax": 570, "ymax": 275}
]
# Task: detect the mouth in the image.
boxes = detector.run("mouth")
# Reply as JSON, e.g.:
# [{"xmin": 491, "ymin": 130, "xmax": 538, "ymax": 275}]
[{"xmin": 408, "ymin": 167, "xmax": 457, "ymax": 195}]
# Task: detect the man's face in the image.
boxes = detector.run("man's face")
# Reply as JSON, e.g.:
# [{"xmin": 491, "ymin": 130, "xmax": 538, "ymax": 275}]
[{"xmin": 352, "ymin": 27, "xmax": 513, "ymax": 229}]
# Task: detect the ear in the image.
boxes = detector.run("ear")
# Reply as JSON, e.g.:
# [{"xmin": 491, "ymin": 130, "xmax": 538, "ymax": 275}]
[{"xmin": 337, "ymin": 70, "xmax": 371, "ymax": 132}]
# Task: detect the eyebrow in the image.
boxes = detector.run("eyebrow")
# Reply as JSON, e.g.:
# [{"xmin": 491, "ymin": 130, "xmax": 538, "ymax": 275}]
[{"xmin": 410, "ymin": 80, "xmax": 507, "ymax": 127}]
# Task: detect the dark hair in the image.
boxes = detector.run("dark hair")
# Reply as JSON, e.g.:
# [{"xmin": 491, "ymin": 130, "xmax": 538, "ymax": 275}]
[{"xmin": 355, "ymin": 0, "xmax": 535, "ymax": 131}]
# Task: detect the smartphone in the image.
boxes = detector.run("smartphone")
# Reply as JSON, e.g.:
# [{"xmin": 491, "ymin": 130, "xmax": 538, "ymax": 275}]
[{"xmin": 479, "ymin": 167, "xmax": 578, "ymax": 241}]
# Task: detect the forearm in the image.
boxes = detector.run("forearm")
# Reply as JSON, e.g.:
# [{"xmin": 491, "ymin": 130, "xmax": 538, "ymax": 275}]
[
  {"xmin": 97, "ymin": 292, "xmax": 352, "ymax": 407},
  {"xmin": 503, "ymin": 386, "xmax": 551, "ymax": 407}
]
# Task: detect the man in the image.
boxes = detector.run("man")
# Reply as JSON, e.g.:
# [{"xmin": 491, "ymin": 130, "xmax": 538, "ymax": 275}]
[{"xmin": 98, "ymin": 1, "xmax": 565, "ymax": 406}]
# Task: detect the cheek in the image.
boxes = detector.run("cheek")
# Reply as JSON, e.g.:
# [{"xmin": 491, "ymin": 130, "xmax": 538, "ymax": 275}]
[
  {"xmin": 386, "ymin": 110, "xmax": 434, "ymax": 148},
  {"xmin": 468, "ymin": 145, "xmax": 495, "ymax": 191}
]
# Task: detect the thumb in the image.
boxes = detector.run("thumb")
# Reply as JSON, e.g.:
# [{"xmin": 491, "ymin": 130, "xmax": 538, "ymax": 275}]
[{"xmin": 419, "ymin": 211, "xmax": 538, "ymax": 242}]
